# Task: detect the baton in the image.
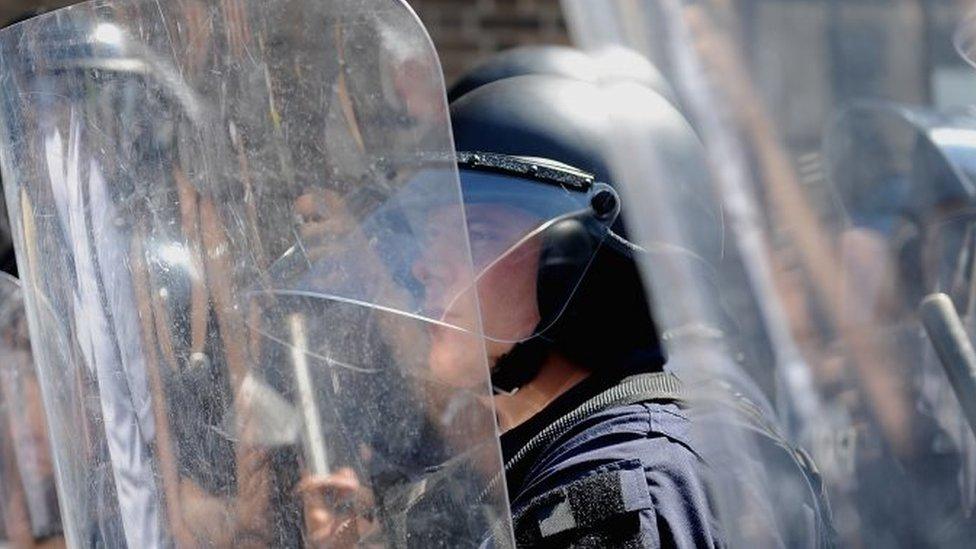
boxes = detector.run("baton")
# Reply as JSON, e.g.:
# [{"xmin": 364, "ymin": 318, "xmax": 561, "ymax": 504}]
[
  {"xmin": 288, "ymin": 314, "xmax": 331, "ymax": 477},
  {"xmin": 919, "ymin": 293, "xmax": 976, "ymax": 438},
  {"xmin": 129, "ymin": 230, "xmax": 193, "ymax": 547},
  {"xmin": 200, "ymin": 196, "xmax": 274, "ymax": 535}
]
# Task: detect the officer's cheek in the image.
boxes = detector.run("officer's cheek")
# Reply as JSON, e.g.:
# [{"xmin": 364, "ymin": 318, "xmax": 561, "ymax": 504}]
[
  {"xmin": 475, "ymin": 247, "xmax": 541, "ymax": 344},
  {"xmin": 427, "ymin": 326, "xmax": 489, "ymax": 387}
]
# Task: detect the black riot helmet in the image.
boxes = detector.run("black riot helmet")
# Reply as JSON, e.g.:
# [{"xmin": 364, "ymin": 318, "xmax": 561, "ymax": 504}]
[{"xmin": 449, "ymin": 73, "xmax": 720, "ymax": 391}]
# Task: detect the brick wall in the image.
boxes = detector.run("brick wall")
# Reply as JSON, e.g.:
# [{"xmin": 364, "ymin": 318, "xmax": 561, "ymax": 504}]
[
  {"xmin": 0, "ymin": 0, "xmax": 75, "ymax": 27},
  {"xmin": 0, "ymin": 0, "xmax": 570, "ymax": 85},
  {"xmin": 409, "ymin": 0, "xmax": 570, "ymax": 85}
]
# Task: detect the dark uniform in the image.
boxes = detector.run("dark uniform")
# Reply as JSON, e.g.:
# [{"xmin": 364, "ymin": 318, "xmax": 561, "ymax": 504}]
[{"xmin": 501, "ymin": 372, "xmax": 723, "ymax": 548}]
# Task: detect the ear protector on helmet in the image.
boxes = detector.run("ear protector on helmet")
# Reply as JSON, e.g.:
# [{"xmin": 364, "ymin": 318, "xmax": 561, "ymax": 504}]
[{"xmin": 454, "ymin": 152, "xmax": 621, "ymax": 344}]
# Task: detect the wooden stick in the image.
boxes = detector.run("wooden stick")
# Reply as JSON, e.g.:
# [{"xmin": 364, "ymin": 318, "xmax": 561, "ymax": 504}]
[
  {"xmin": 199, "ymin": 198, "xmax": 250, "ymax": 388},
  {"xmin": 174, "ymin": 169, "xmax": 210, "ymax": 357},
  {"xmin": 334, "ymin": 23, "xmax": 366, "ymax": 155},
  {"xmin": 198, "ymin": 196, "xmax": 272, "ymax": 542},
  {"xmin": 129, "ymin": 228, "xmax": 194, "ymax": 547}
]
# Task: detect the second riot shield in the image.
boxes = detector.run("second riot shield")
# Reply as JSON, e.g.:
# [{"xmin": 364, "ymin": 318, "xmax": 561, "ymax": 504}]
[
  {"xmin": 823, "ymin": 102, "xmax": 976, "ymax": 545},
  {"xmin": 564, "ymin": 0, "xmax": 976, "ymax": 547}
]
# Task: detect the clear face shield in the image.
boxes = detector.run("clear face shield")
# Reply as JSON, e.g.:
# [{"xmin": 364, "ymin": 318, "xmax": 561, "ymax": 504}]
[
  {"xmin": 0, "ymin": 273, "xmax": 62, "ymax": 546},
  {"xmin": 264, "ymin": 153, "xmax": 621, "ymax": 389},
  {"xmin": 0, "ymin": 1, "xmax": 517, "ymax": 546},
  {"xmin": 563, "ymin": 0, "xmax": 976, "ymax": 546}
]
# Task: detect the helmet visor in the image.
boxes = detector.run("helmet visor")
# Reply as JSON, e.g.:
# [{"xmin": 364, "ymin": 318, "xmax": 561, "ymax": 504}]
[{"xmin": 266, "ymin": 156, "xmax": 622, "ymax": 347}]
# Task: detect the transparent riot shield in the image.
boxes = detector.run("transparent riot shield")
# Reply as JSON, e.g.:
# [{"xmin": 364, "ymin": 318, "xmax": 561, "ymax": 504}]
[
  {"xmin": 0, "ymin": 273, "xmax": 63, "ymax": 548},
  {"xmin": 823, "ymin": 102, "xmax": 976, "ymax": 546},
  {"xmin": 563, "ymin": 0, "xmax": 976, "ymax": 547},
  {"xmin": 0, "ymin": 1, "xmax": 513, "ymax": 547}
]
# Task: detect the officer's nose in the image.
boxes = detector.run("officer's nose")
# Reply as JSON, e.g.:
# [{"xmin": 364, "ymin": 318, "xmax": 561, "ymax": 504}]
[
  {"xmin": 412, "ymin": 254, "xmax": 454, "ymax": 289},
  {"xmin": 412, "ymin": 257, "xmax": 433, "ymax": 287}
]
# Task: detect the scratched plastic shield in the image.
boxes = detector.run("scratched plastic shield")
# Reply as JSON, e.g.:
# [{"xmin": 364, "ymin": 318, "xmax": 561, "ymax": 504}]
[{"xmin": 0, "ymin": 1, "xmax": 513, "ymax": 547}]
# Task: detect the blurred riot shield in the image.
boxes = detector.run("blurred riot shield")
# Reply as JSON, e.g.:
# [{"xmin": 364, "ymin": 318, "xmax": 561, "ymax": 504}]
[
  {"xmin": 0, "ymin": 1, "xmax": 513, "ymax": 547},
  {"xmin": 955, "ymin": 6, "xmax": 976, "ymax": 72},
  {"xmin": 823, "ymin": 102, "xmax": 976, "ymax": 546},
  {"xmin": 564, "ymin": 0, "xmax": 976, "ymax": 547},
  {"xmin": 0, "ymin": 273, "xmax": 63, "ymax": 548}
]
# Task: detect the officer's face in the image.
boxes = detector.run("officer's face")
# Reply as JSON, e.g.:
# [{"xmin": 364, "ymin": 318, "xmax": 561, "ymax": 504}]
[{"xmin": 414, "ymin": 204, "xmax": 542, "ymax": 387}]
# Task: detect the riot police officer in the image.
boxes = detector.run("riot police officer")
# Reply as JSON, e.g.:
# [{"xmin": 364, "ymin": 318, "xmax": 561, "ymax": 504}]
[
  {"xmin": 304, "ymin": 44, "xmax": 840, "ymax": 546},
  {"xmin": 301, "ymin": 63, "xmax": 727, "ymax": 546}
]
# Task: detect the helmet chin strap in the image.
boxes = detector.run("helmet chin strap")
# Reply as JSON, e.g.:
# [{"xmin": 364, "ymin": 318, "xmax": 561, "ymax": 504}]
[
  {"xmin": 490, "ymin": 327, "xmax": 553, "ymax": 395},
  {"xmin": 489, "ymin": 331, "xmax": 667, "ymax": 396}
]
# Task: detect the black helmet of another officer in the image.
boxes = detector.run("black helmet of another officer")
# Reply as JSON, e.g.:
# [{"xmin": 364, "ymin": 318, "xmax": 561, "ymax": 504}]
[{"xmin": 450, "ymin": 73, "xmax": 721, "ymax": 392}]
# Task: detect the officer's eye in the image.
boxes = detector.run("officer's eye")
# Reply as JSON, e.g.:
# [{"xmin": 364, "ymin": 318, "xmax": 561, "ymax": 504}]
[
  {"xmin": 467, "ymin": 221, "xmax": 499, "ymax": 243},
  {"xmin": 469, "ymin": 228, "xmax": 494, "ymax": 243}
]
